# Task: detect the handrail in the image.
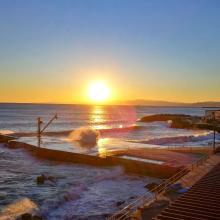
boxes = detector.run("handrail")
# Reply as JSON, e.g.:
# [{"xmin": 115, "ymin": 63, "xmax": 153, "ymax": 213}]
[{"xmin": 107, "ymin": 154, "xmax": 210, "ymax": 220}]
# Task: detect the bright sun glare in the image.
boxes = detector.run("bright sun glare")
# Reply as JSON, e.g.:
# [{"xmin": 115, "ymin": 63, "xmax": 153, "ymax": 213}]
[{"xmin": 88, "ymin": 82, "xmax": 110, "ymax": 102}]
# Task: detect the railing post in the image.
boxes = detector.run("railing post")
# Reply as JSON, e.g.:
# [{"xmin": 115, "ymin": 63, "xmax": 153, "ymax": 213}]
[
  {"xmin": 127, "ymin": 207, "xmax": 131, "ymax": 219},
  {"xmin": 154, "ymin": 191, "xmax": 157, "ymax": 201},
  {"xmin": 142, "ymin": 196, "xmax": 145, "ymax": 208}
]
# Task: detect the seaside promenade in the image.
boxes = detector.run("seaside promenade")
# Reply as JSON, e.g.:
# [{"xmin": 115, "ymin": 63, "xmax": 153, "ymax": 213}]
[
  {"xmin": 154, "ymin": 154, "xmax": 220, "ymax": 220},
  {"xmin": 108, "ymin": 150, "xmax": 220, "ymax": 220}
]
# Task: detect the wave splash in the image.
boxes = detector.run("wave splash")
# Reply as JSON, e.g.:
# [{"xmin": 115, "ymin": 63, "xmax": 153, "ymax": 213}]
[
  {"xmin": 0, "ymin": 130, "xmax": 15, "ymax": 135},
  {"xmin": 13, "ymin": 124, "xmax": 144, "ymax": 137},
  {"xmin": 127, "ymin": 131, "xmax": 217, "ymax": 146},
  {"xmin": 68, "ymin": 127, "xmax": 100, "ymax": 146}
]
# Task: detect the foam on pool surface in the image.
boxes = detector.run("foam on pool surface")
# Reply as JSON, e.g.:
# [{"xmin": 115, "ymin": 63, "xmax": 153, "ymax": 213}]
[{"xmin": 119, "ymin": 155, "xmax": 164, "ymax": 165}]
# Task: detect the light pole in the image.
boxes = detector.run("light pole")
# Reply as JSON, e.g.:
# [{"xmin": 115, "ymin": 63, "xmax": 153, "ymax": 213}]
[
  {"xmin": 37, "ymin": 117, "xmax": 43, "ymax": 147},
  {"xmin": 212, "ymin": 112, "xmax": 216, "ymax": 152},
  {"xmin": 37, "ymin": 114, "xmax": 58, "ymax": 147}
]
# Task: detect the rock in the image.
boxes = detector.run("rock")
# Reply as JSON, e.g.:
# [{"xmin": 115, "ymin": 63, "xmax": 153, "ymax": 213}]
[
  {"xmin": 48, "ymin": 176, "xmax": 56, "ymax": 182},
  {"xmin": 36, "ymin": 174, "xmax": 57, "ymax": 185},
  {"xmin": 36, "ymin": 174, "xmax": 56, "ymax": 185},
  {"xmin": 170, "ymin": 183, "xmax": 182, "ymax": 191},
  {"xmin": 139, "ymin": 114, "xmax": 220, "ymax": 133},
  {"xmin": 129, "ymin": 196, "xmax": 136, "ymax": 200},
  {"xmin": 150, "ymin": 199, "xmax": 169, "ymax": 209},
  {"xmin": 116, "ymin": 201, "xmax": 125, "ymax": 206},
  {"xmin": 102, "ymin": 214, "xmax": 110, "ymax": 218},
  {"xmin": 144, "ymin": 182, "xmax": 159, "ymax": 192},
  {"xmin": 63, "ymin": 195, "xmax": 69, "ymax": 202},
  {"xmin": 21, "ymin": 213, "xmax": 32, "ymax": 220},
  {"xmin": 36, "ymin": 174, "xmax": 45, "ymax": 185},
  {"xmin": 139, "ymin": 114, "xmax": 195, "ymax": 123},
  {"xmin": 170, "ymin": 118, "xmax": 193, "ymax": 129},
  {"xmin": 63, "ymin": 193, "xmax": 80, "ymax": 202},
  {"xmin": 214, "ymin": 147, "xmax": 220, "ymax": 153},
  {"xmin": 32, "ymin": 215, "xmax": 43, "ymax": 220}
]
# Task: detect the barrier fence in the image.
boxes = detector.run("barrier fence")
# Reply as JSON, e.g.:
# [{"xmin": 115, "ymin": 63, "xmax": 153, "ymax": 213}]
[{"xmin": 107, "ymin": 153, "xmax": 210, "ymax": 220}]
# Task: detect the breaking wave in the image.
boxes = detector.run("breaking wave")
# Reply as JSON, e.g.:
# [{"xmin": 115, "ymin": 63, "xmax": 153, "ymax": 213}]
[
  {"xmin": 13, "ymin": 125, "xmax": 145, "ymax": 137},
  {"xmin": 68, "ymin": 127, "xmax": 100, "ymax": 146},
  {"xmin": 0, "ymin": 144, "xmax": 150, "ymax": 219},
  {"xmin": 0, "ymin": 130, "xmax": 15, "ymax": 135},
  {"xmin": 127, "ymin": 131, "xmax": 217, "ymax": 146}
]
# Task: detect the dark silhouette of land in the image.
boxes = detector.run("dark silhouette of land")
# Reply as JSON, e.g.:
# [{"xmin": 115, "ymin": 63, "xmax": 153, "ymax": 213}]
[{"xmin": 119, "ymin": 100, "xmax": 220, "ymax": 107}]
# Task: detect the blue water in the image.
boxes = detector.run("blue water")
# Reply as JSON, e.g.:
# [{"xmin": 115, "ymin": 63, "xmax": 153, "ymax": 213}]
[
  {"xmin": 0, "ymin": 103, "xmax": 218, "ymax": 151},
  {"xmin": 0, "ymin": 104, "xmax": 219, "ymax": 219},
  {"xmin": 0, "ymin": 103, "xmax": 207, "ymax": 133},
  {"xmin": 0, "ymin": 144, "xmax": 155, "ymax": 219}
]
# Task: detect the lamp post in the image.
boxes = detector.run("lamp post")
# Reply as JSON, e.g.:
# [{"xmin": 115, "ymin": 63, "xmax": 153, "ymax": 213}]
[
  {"xmin": 37, "ymin": 117, "xmax": 43, "ymax": 147},
  {"xmin": 37, "ymin": 114, "xmax": 58, "ymax": 147},
  {"xmin": 212, "ymin": 112, "xmax": 216, "ymax": 152}
]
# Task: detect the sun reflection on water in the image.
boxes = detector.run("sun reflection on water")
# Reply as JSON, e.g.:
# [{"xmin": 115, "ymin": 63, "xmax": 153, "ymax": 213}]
[
  {"xmin": 88, "ymin": 105, "xmax": 139, "ymax": 156},
  {"xmin": 90, "ymin": 105, "xmax": 108, "ymax": 130},
  {"xmin": 96, "ymin": 138, "xmax": 108, "ymax": 157}
]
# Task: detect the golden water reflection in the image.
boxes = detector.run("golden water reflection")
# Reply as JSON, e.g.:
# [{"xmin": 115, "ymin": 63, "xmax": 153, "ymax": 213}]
[
  {"xmin": 90, "ymin": 105, "xmax": 107, "ymax": 130},
  {"xmin": 97, "ymin": 138, "xmax": 127, "ymax": 158},
  {"xmin": 90, "ymin": 105, "xmax": 135, "ymax": 157},
  {"xmin": 97, "ymin": 138, "xmax": 110, "ymax": 157}
]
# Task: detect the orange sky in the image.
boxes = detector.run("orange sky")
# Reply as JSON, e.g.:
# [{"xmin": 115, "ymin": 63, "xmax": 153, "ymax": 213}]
[{"xmin": 1, "ymin": 68, "xmax": 220, "ymax": 104}]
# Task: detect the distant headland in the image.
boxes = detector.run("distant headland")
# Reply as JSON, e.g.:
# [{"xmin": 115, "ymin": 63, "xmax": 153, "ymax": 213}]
[{"xmin": 117, "ymin": 100, "xmax": 220, "ymax": 107}]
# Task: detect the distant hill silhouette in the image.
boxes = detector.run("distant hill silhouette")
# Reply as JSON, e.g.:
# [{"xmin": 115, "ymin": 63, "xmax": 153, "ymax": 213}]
[
  {"xmin": 118, "ymin": 99, "xmax": 220, "ymax": 107},
  {"xmin": 190, "ymin": 102, "xmax": 220, "ymax": 107}
]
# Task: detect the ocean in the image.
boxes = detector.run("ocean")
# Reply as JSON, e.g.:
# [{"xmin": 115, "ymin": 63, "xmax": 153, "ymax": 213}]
[
  {"xmin": 0, "ymin": 103, "xmax": 219, "ymax": 219},
  {"xmin": 0, "ymin": 103, "xmax": 218, "ymax": 149}
]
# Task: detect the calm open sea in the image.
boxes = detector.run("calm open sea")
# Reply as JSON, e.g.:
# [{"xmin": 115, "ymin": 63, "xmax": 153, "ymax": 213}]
[{"xmin": 0, "ymin": 103, "xmax": 219, "ymax": 219}]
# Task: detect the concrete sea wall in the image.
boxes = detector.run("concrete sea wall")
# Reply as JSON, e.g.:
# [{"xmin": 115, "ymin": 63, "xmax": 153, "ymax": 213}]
[{"xmin": 1, "ymin": 135, "xmax": 181, "ymax": 179}]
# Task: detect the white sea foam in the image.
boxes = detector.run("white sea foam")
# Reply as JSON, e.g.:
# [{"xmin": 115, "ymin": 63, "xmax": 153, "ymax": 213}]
[
  {"xmin": 68, "ymin": 127, "xmax": 100, "ymax": 146},
  {"xmin": 129, "ymin": 130, "xmax": 218, "ymax": 146},
  {"xmin": 0, "ymin": 104, "xmax": 218, "ymax": 219},
  {"xmin": 0, "ymin": 130, "xmax": 14, "ymax": 135},
  {"xmin": 0, "ymin": 144, "xmax": 154, "ymax": 219}
]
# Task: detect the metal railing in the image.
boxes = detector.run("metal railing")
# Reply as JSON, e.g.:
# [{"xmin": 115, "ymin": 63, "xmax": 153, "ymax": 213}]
[
  {"xmin": 167, "ymin": 145, "xmax": 214, "ymax": 153},
  {"xmin": 107, "ymin": 154, "xmax": 210, "ymax": 220}
]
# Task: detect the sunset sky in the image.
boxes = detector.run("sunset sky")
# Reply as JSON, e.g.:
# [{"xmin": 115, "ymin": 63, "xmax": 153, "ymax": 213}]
[{"xmin": 0, "ymin": 0, "xmax": 220, "ymax": 104}]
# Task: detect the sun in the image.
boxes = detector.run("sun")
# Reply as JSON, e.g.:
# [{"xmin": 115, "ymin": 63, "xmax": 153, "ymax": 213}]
[{"xmin": 88, "ymin": 82, "xmax": 110, "ymax": 102}]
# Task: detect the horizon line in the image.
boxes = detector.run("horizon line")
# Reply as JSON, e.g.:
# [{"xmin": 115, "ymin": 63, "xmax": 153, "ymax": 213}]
[{"xmin": 0, "ymin": 100, "xmax": 220, "ymax": 106}]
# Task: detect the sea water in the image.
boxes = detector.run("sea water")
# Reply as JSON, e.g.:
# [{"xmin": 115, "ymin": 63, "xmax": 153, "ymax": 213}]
[
  {"xmin": 0, "ymin": 144, "xmax": 154, "ymax": 219},
  {"xmin": 0, "ymin": 103, "xmax": 219, "ymax": 219},
  {"xmin": 0, "ymin": 104, "xmax": 218, "ymax": 150}
]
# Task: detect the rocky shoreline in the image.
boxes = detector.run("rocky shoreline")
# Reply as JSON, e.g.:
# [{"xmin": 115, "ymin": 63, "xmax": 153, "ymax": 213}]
[{"xmin": 139, "ymin": 114, "xmax": 220, "ymax": 133}]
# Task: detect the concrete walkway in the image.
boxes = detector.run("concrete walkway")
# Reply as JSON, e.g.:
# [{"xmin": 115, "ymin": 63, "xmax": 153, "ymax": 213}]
[
  {"xmin": 154, "ymin": 155, "xmax": 220, "ymax": 220},
  {"xmin": 179, "ymin": 154, "xmax": 220, "ymax": 188},
  {"xmin": 140, "ymin": 154, "xmax": 220, "ymax": 220}
]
